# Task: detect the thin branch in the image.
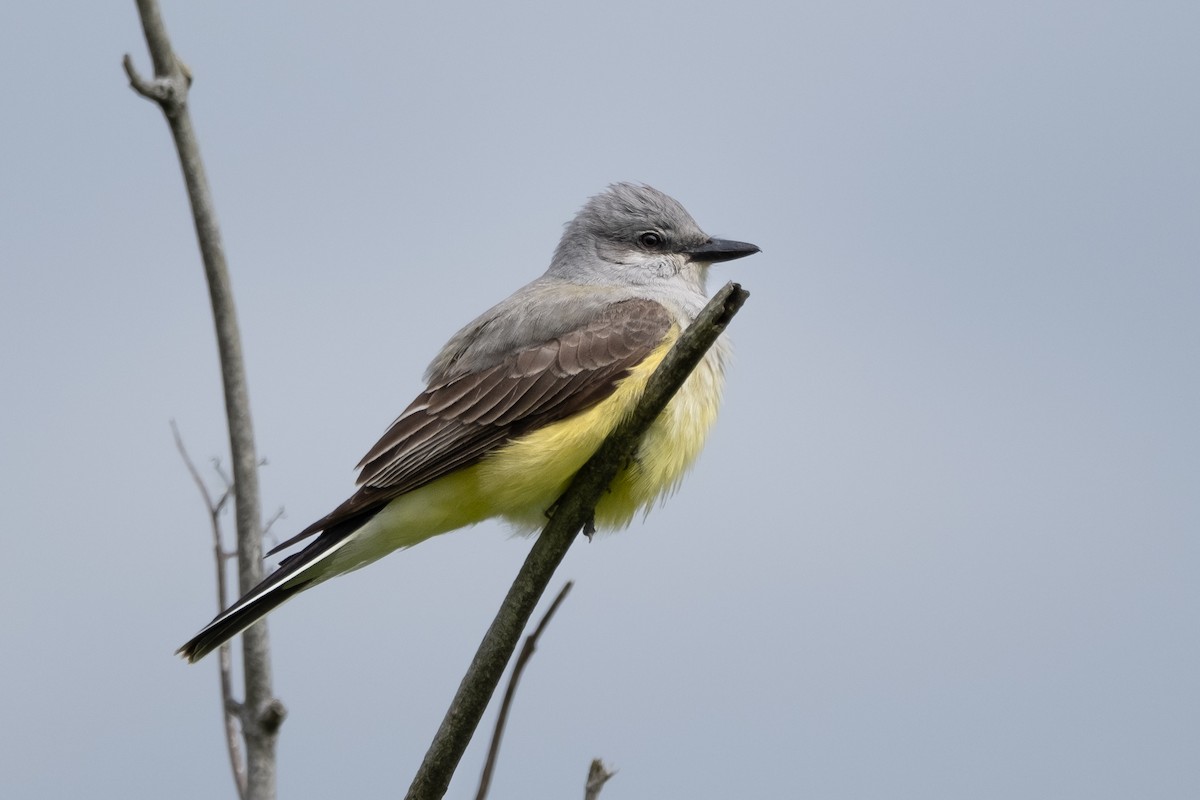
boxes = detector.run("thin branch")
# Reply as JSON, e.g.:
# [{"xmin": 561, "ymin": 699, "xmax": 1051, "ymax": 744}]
[
  {"xmin": 128, "ymin": 2, "xmax": 282, "ymax": 798},
  {"xmin": 262, "ymin": 507, "xmax": 286, "ymax": 540},
  {"xmin": 212, "ymin": 457, "xmax": 233, "ymax": 493},
  {"xmin": 584, "ymin": 759, "xmax": 616, "ymax": 800},
  {"xmin": 475, "ymin": 581, "xmax": 574, "ymax": 800},
  {"xmin": 215, "ymin": 644, "xmax": 246, "ymax": 797},
  {"xmin": 122, "ymin": 54, "xmax": 176, "ymax": 104},
  {"xmin": 404, "ymin": 281, "xmax": 750, "ymax": 800},
  {"xmin": 172, "ymin": 420, "xmax": 217, "ymax": 513},
  {"xmin": 171, "ymin": 421, "xmax": 247, "ymax": 800}
]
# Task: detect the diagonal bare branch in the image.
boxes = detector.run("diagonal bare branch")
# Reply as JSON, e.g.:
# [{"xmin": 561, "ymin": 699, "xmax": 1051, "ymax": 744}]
[{"xmin": 404, "ymin": 281, "xmax": 750, "ymax": 800}]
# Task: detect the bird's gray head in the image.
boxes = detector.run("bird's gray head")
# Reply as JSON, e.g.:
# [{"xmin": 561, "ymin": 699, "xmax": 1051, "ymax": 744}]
[{"xmin": 546, "ymin": 183, "xmax": 759, "ymax": 292}]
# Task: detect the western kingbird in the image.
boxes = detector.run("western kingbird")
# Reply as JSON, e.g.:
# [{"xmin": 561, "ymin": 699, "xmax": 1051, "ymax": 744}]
[{"xmin": 179, "ymin": 183, "xmax": 759, "ymax": 662}]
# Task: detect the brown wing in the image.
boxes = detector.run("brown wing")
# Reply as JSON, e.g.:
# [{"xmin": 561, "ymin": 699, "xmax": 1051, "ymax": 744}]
[{"xmin": 268, "ymin": 298, "xmax": 672, "ymax": 555}]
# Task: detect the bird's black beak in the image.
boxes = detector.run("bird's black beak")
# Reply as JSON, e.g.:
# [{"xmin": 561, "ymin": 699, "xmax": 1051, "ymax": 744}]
[{"xmin": 685, "ymin": 238, "xmax": 761, "ymax": 264}]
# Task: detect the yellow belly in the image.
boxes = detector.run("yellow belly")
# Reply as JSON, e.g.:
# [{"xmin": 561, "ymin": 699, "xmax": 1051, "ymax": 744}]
[
  {"xmin": 325, "ymin": 329, "xmax": 725, "ymax": 574},
  {"xmin": 480, "ymin": 328, "xmax": 725, "ymax": 531}
]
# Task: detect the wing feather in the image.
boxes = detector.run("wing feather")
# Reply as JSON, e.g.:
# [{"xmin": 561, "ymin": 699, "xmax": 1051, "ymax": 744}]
[{"xmin": 267, "ymin": 298, "xmax": 672, "ymax": 555}]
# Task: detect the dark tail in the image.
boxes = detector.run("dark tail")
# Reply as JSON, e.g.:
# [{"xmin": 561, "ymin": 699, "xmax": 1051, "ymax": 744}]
[
  {"xmin": 176, "ymin": 579, "xmax": 310, "ymax": 663},
  {"xmin": 177, "ymin": 515, "xmax": 372, "ymax": 663}
]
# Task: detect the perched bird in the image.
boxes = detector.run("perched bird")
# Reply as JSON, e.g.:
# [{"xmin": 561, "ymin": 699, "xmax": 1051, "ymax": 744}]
[{"xmin": 179, "ymin": 183, "xmax": 759, "ymax": 662}]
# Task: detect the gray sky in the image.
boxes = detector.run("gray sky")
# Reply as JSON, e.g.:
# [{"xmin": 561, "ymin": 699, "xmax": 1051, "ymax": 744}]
[{"xmin": 2, "ymin": 1, "xmax": 1197, "ymax": 798}]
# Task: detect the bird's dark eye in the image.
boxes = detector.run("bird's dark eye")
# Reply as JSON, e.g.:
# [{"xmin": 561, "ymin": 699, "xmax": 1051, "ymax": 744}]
[{"xmin": 638, "ymin": 231, "xmax": 664, "ymax": 250}]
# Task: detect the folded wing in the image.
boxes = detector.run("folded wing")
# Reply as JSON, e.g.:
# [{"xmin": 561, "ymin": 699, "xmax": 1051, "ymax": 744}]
[{"xmin": 269, "ymin": 297, "xmax": 673, "ymax": 556}]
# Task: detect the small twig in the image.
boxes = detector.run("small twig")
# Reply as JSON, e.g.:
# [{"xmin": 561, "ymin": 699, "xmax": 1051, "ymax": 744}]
[
  {"xmin": 475, "ymin": 581, "xmax": 574, "ymax": 800},
  {"xmin": 262, "ymin": 507, "xmax": 286, "ymax": 540},
  {"xmin": 122, "ymin": 53, "xmax": 173, "ymax": 103},
  {"xmin": 172, "ymin": 420, "xmax": 216, "ymax": 513},
  {"xmin": 212, "ymin": 458, "xmax": 234, "ymax": 494},
  {"xmin": 211, "ymin": 463, "xmax": 232, "ymax": 517},
  {"xmin": 584, "ymin": 759, "xmax": 616, "ymax": 800},
  {"xmin": 171, "ymin": 421, "xmax": 248, "ymax": 800}
]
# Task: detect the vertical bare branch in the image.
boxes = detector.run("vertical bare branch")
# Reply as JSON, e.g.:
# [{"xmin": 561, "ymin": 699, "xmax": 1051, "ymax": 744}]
[
  {"xmin": 475, "ymin": 581, "xmax": 574, "ymax": 800},
  {"xmin": 125, "ymin": 2, "xmax": 283, "ymax": 798},
  {"xmin": 405, "ymin": 282, "xmax": 750, "ymax": 800},
  {"xmin": 172, "ymin": 422, "xmax": 247, "ymax": 800}
]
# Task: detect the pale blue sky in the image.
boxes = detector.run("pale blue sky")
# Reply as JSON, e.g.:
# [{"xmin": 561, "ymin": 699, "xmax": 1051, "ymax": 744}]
[{"xmin": 1, "ymin": 2, "xmax": 1197, "ymax": 798}]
